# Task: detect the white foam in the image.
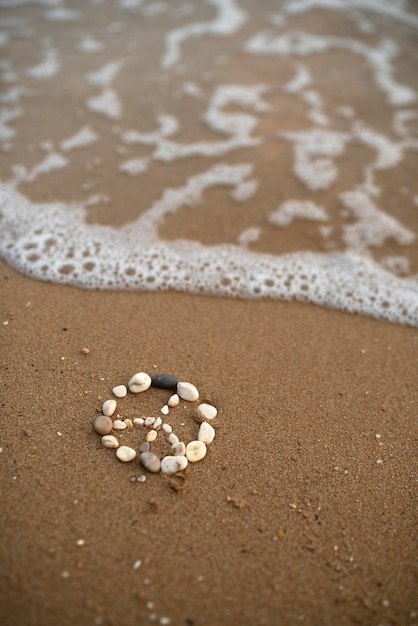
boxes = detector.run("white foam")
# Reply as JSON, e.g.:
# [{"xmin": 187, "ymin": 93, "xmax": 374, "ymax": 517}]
[
  {"xmin": 281, "ymin": 128, "xmax": 349, "ymax": 190},
  {"xmin": 340, "ymin": 189, "xmax": 416, "ymax": 251},
  {"xmin": 76, "ymin": 36, "xmax": 104, "ymax": 53},
  {"xmin": 121, "ymin": 85, "xmax": 269, "ymax": 162},
  {"xmin": 25, "ymin": 40, "xmax": 60, "ymax": 80},
  {"xmin": 245, "ymin": 31, "xmax": 417, "ymax": 107},
  {"xmin": 283, "ymin": 63, "xmax": 312, "ymax": 93},
  {"xmin": 0, "ymin": 86, "xmax": 26, "ymax": 104},
  {"xmin": 12, "ymin": 152, "xmax": 68, "ymax": 184},
  {"xmin": 44, "ymin": 8, "xmax": 80, "ymax": 21},
  {"xmin": 119, "ymin": 158, "xmax": 149, "ymax": 176},
  {"xmin": 0, "ymin": 107, "xmax": 21, "ymax": 141},
  {"xmin": 269, "ymin": 200, "xmax": 328, "ymax": 226},
  {"xmin": 237, "ymin": 227, "xmax": 261, "ymax": 246},
  {"xmin": 1, "ymin": 182, "xmax": 417, "ymax": 326},
  {"xmin": 230, "ymin": 179, "xmax": 258, "ymax": 203},
  {"xmin": 60, "ymin": 126, "xmax": 98, "ymax": 152},
  {"xmin": 87, "ymin": 89, "xmax": 122, "ymax": 119},
  {"xmin": 162, "ymin": 0, "xmax": 247, "ymax": 69},
  {"xmin": 85, "ymin": 61, "xmax": 124, "ymax": 88}
]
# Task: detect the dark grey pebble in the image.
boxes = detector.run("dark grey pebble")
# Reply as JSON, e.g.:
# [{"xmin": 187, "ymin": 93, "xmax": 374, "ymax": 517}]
[{"xmin": 151, "ymin": 373, "xmax": 178, "ymax": 389}]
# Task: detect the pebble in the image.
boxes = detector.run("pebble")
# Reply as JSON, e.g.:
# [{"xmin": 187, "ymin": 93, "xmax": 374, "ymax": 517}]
[
  {"xmin": 101, "ymin": 435, "xmax": 119, "ymax": 449},
  {"xmin": 151, "ymin": 373, "xmax": 178, "ymax": 389},
  {"xmin": 172, "ymin": 442, "xmax": 186, "ymax": 456},
  {"xmin": 167, "ymin": 394, "xmax": 179, "ymax": 407},
  {"xmin": 124, "ymin": 419, "xmax": 133, "ymax": 428},
  {"xmin": 133, "ymin": 418, "xmax": 144, "ymax": 426},
  {"xmin": 102, "ymin": 399, "xmax": 117, "ymax": 416},
  {"xmin": 153, "ymin": 417, "xmax": 162, "ymax": 429},
  {"xmin": 186, "ymin": 440, "xmax": 207, "ymax": 462},
  {"xmin": 162, "ymin": 423, "xmax": 172, "ymax": 434},
  {"xmin": 145, "ymin": 417, "xmax": 155, "ymax": 427},
  {"xmin": 139, "ymin": 442, "xmax": 150, "ymax": 453},
  {"xmin": 128, "ymin": 372, "xmax": 151, "ymax": 393},
  {"xmin": 147, "ymin": 429, "xmax": 158, "ymax": 442},
  {"xmin": 94, "ymin": 414, "xmax": 113, "ymax": 435},
  {"xmin": 160, "ymin": 405, "xmax": 169, "ymax": 415},
  {"xmin": 198, "ymin": 422, "xmax": 215, "ymax": 445},
  {"xmin": 197, "ymin": 403, "xmax": 217, "ymax": 420},
  {"xmin": 140, "ymin": 451, "xmax": 161, "ymax": 473},
  {"xmin": 168, "ymin": 433, "xmax": 179, "ymax": 445},
  {"xmin": 177, "ymin": 382, "xmax": 199, "ymax": 402},
  {"xmin": 161, "ymin": 455, "xmax": 188, "ymax": 474},
  {"xmin": 116, "ymin": 446, "xmax": 137, "ymax": 462},
  {"xmin": 113, "ymin": 419, "xmax": 127, "ymax": 430},
  {"xmin": 112, "ymin": 384, "xmax": 127, "ymax": 398}
]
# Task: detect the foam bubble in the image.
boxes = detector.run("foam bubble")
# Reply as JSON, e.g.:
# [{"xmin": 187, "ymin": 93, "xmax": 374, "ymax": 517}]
[
  {"xmin": 60, "ymin": 126, "xmax": 98, "ymax": 152},
  {"xmin": 269, "ymin": 200, "xmax": 328, "ymax": 227},
  {"xmin": 25, "ymin": 40, "xmax": 60, "ymax": 80},
  {"xmin": 87, "ymin": 89, "xmax": 122, "ymax": 119},
  {"xmin": 85, "ymin": 61, "xmax": 124, "ymax": 88},
  {"xmin": 162, "ymin": 0, "xmax": 247, "ymax": 69}
]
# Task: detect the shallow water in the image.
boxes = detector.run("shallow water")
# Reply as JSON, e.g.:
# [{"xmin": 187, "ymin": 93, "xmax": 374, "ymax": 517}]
[{"xmin": 0, "ymin": 0, "xmax": 417, "ymax": 325}]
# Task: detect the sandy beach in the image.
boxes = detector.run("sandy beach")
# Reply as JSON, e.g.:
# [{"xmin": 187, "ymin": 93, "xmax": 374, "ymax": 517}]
[{"xmin": 1, "ymin": 259, "xmax": 417, "ymax": 626}]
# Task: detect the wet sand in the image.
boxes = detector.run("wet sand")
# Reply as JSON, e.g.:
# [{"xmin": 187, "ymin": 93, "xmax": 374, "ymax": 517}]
[{"xmin": 0, "ymin": 259, "xmax": 417, "ymax": 626}]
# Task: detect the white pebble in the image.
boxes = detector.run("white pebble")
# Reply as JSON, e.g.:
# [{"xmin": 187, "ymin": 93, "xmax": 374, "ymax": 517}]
[
  {"xmin": 160, "ymin": 405, "xmax": 169, "ymax": 415},
  {"xmin": 168, "ymin": 433, "xmax": 179, "ymax": 445},
  {"xmin": 124, "ymin": 419, "xmax": 133, "ymax": 428},
  {"xmin": 186, "ymin": 440, "xmax": 207, "ymax": 462},
  {"xmin": 161, "ymin": 455, "xmax": 188, "ymax": 474},
  {"xmin": 139, "ymin": 442, "xmax": 150, "ymax": 453},
  {"xmin": 101, "ymin": 435, "xmax": 119, "ymax": 449},
  {"xmin": 177, "ymin": 382, "xmax": 199, "ymax": 402},
  {"xmin": 112, "ymin": 384, "xmax": 127, "ymax": 398},
  {"xmin": 128, "ymin": 372, "xmax": 151, "ymax": 393},
  {"xmin": 167, "ymin": 394, "xmax": 179, "ymax": 407},
  {"xmin": 113, "ymin": 419, "xmax": 127, "ymax": 430},
  {"xmin": 197, "ymin": 403, "xmax": 217, "ymax": 420},
  {"xmin": 116, "ymin": 446, "xmax": 137, "ymax": 462},
  {"xmin": 198, "ymin": 422, "xmax": 215, "ymax": 445},
  {"xmin": 102, "ymin": 399, "xmax": 117, "ymax": 416},
  {"xmin": 133, "ymin": 559, "xmax": 142, "ymax": 570},
  {"xmin": 162, "ymin": 423, "xmax": 172, "ymax": 434},
  {"xmin": 147, "ymin": 429, "xmax": 158, "ymax": 442},
  {"xmin": 133, "ymin": 418, "xmax": 144, "ymax": 426},
  {"xmin": 145, "ymin": 417, "xmax": 155, "ymax": 427},
  {"xmin": 153, "ymin": 417, "xmax": 162, "ymax": 429},
  {"xmin": 172, "ymin": 442, "xmax": 186, "ymax": 456},
  {"xmin": 140, "ymin": 451, "xmax": 161, "ymax": 472}
]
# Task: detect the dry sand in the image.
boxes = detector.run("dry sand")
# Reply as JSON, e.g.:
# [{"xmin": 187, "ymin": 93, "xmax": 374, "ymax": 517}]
[{"xmin": 0, "ymin": 258, "xmax": 417, "ymax": 626}]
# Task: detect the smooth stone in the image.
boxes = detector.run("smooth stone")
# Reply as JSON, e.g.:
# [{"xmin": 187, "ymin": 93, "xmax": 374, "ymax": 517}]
[
  {"xmin": 146, "ymin": 429, "xmax": 158, "ymax": 442},
  {"xmin": 128, "ymin": 372, "xmax": 151, "ymax": 393},
  {"xmin": 153, "ymin": 417, "xmax": 162, "ymax": 429},
  {"xmin": 172, "ymin": 442, "xmax": 186, "ymax": 456},
  {"xmin": 116, "ymin": 446, "xmax": 137, "ymax": 462},
  {"xmin": 186, "ymin": 440, "xmax": 207, "ymax": 462},
  {"xmin": 133, "ymin": 418, "xmax": 144, "ymax": 426},
  {"xmin": 168, "ymin": 433, "xmax": 179, "ymax": 445},
  {"xmin": 151, "ymin": 373, "xmax": 178, "ymax": 389},
  {"xmin": 160, "ymin": 405, "xmax": 169, "ymax": 416},
  {"xmin": 198, "ymin": 422, "xmax": 215, "ymax": 445},
  {"xmin": 140, "ymin": 451, "xmax": 161, "ymax": 473},
  {"xmin": 162, "ymin": 423, "xmax": 172, "ymax": 434},
  {"xmin": 145, "ymin": 417, "xmax": 155, "ymax": 427},
  {"xmin": 197, "ymin": 403, "xmax": 217, "ymax": 420},
  {"xmin": 177, "ymin": 382, "xmax": 199, "ymax": 402},
  {"xmin": 167, "ymin": 394, "xmax": 179, "ymax": 408},
  {"xmin": 101, "ymin": 435, "xmax": 119, "ymax": 449},
  {"xmin": 124, "ymin": 419, "xmax": 133, "ymax": 428},
  {"xmin": 161, "ymin": 455, "xmax": 188, "ymax": 474},
  {"xmin": 102, "ymin": 399, "xmax": 117, "ymax": 417},
  {"xmin": 112, "ymin": 385, "xmax": 127, "ymax": 398},
  {"xmin": 94, "ymin": 414, "xmax": 113, "ymax": 435},
  {"xmin": 139, "ymin": 441, "xmax": 150, "ymax": 453},
  {"xmin": 113, "ymin": 419, "xmax": 127, "ymax": 430}
]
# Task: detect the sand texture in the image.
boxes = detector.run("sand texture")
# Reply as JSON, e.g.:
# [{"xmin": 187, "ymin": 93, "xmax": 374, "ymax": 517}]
[{"xmin": 0, "ymin": 260, "xmax": 417, "ymax": 626}]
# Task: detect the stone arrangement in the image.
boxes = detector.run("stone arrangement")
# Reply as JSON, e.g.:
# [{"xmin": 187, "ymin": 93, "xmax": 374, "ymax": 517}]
[{"xmin": 93, "ymin": 372, "xmax": 217, "ymax": 475}]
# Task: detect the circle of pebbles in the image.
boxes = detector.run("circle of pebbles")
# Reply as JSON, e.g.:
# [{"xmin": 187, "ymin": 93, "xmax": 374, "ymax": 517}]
[{"xmin": 93, "ymin": 372, "xmax": 218, "ymax": 476}]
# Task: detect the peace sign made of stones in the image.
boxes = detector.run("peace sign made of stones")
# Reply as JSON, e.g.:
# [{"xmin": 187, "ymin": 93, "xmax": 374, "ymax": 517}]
[{"xmin": 93, "ymin": 372, "xmax": 217, "ymax": 475}]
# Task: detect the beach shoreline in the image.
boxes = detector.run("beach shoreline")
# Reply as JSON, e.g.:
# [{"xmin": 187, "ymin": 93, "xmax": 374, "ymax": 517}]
[{"xmin": 1, "ymin": 259, "xmax": 417, "ymax": 626}]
